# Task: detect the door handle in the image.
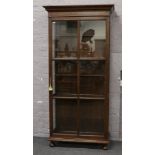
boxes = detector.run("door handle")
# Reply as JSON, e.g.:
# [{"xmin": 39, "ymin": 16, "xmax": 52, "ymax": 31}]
[{"xmin": 49, "ymin": 77, "xmax": 53, "ymax": 91}]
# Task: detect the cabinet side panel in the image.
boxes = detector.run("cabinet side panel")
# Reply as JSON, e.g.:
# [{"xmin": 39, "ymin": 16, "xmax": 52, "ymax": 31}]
[
  {"xmin": 104, "ymin": 17, "xmax": 110, "ymax": 140},
  {"xmin": 48, "ymin": 17, "xmax": 53, "ymax": 136}
]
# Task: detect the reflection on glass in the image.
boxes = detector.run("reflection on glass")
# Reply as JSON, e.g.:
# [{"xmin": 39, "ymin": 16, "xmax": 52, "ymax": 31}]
[
  {"xmin": 80, "ymin": 76, "xmax": 104, "ymax": 96},
  {"xmin": 53, "ymin": 21, "xmax": 77, "ymax": 58},
  {"xmin": 80, "ymin": 61, "xmax": 104, "ymax": 75},
  {"xmin": 53, "ymin": 99, "xmax": 77, "ymax": 134},
  {"xmin": 54, "ymin": 60, "xmax": 77, "ymax": 96},
  {"xmin": 79, "ymin": 100, "xmax": 104, "ymax": 134},
  {"xmin": 80, "ymin": 20, "xmax": 106, "ymax": 57},
  {"xmin": 55, "ymin": 76, "xmax": 77, "ymax": 96},
  {"xmin": 55, "ymin": 61, "xmax": 77, "ymax": 74}
]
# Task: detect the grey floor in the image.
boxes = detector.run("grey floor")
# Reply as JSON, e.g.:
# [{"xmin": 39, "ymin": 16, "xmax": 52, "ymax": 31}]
[{"xmin": 33, "ymin": 137, "xmax": 122, "ymax": 155}]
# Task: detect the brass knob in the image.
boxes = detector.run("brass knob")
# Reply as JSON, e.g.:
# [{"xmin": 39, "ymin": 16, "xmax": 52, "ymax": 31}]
[{"xmin": 49, "ymin": 77, "xmax": 53, "ymax": 91}]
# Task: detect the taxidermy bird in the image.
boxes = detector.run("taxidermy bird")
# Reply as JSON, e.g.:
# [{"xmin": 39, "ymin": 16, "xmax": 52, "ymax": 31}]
[
  {"xmin": 81, "ymin": 29, "xmax": 95, "ymax": 54},
  {"xmin": 81, "ymin": 29, "xmax": 95, "ymax": 43}
]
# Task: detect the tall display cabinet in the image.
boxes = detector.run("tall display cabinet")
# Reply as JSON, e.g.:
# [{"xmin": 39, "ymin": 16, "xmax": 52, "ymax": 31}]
[{"xmin": 43, "ymin": 5, "xmax": 114, "ymax": 149}]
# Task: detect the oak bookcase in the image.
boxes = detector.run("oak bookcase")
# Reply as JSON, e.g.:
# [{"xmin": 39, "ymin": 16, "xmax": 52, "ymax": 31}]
[{"xmin": 43, "ymin": 4, "xmax": 114, "ymax": 149}]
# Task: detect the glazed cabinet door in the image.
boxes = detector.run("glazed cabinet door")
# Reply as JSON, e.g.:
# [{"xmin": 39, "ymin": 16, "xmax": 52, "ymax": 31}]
[
  {"xmin": 78, "ymin": 20, "xmax": 107, "ymax": 136},
  {"xmin": 51, "ymin": 21, "xmax": 78, "ymax": 135},
  {"xmin": 49, "ymin": 19, "xmax": 108, "ymax": 137}
]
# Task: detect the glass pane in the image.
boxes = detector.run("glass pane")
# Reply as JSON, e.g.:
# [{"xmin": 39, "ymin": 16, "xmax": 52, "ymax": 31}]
[
  {"xmin": 52, "ymin": 21, "xmax": 78, "ymax": 58},
  {"xmin": 53, "ymin": 99, "xmax": 77, "ymax": 134},
  {"xmin": 55, "ymin": 76, "xmax": 77, "ymax": 96},
  {"xmin": 80, "ymin": 20, "xmax": 106, "ymax": 58},
  {"xmin": 55, "ymin": 60, "xmax": 77, "ymax": 75},
  {"xmin": 80, "ymin": 60, "xmax": 104, "ymax": 75},
  {"xmin": 79, "ymin": 100, "xmax": 104, "ymax": 135},
  {"xmin": 52, "ymin": 60, "xmax": 77, "ymax": 96},
  {"xmin": 80, "ymin": 76, "xmax": 104, "ymax": 96}
]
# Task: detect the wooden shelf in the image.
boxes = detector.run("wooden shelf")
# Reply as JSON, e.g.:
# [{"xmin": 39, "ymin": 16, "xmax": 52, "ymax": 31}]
[
  {"xmin": 55, "ymin": 74, "xmax": 104, "ymax": 77},
  {"xmin": 56, "ymin": 35, "xmax": 77, "ymax": 37},
  {"xmin": 52, "ymin": 57, "xmax": 106, "ymax": 61},
  {"xmin": 79, "ymin": 93, "xmax": 104, "ymax": 97},
  {"xmin": 52, "ymin": 95, "xmax": 105, "ymax": 100},
  {"xmin": 55, "ymin": 74, "xmax": 77, "ymax": 76},
  {"xmin": 80, "ymin": 74, "xmax": 104, "ymax": 77},
  {"xmin": 52, "ymin": 57, "xmax": 77, "ymax": 60},
  {"xmin": 79, "ymin": 57, "xmax": 106, "ymax": 61},
  {"xmin": 52, "ymin": 95, "xmax": 78, "ymax": 99},
  {"xmin": 79, "ymin": 96, "xmax": 105, "ymax": 100},
  {"xmin": 53, "ymin": 129, "xmax": 77, "ymax": 134}
]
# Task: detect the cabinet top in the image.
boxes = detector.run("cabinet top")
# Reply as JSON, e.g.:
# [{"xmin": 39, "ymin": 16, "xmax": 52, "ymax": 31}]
[{"xmin": 43, "ymin": 4, "xmax": 114, "ymax": 12}]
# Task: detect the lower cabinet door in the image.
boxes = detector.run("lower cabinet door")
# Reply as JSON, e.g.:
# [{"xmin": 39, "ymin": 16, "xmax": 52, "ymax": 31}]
[
  {"xmin": 52, "ymin": 99, "xmax": 77, "ymax": 134},
  {"xmin": 79, "ymin": 99, "xmax": 104, "ymax": 135}
]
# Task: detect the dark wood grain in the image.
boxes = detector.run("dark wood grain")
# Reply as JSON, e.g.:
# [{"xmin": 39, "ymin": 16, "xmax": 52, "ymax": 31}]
[
  {"xmin": 48, "ymin": 11, "xmax": 110, "ymax": 17},
  {"xmin": 43, "ymin": 4, "xmax": 114, "ymax": 147},
  {"xmin": 48, "ymin": 17, "xmax": 53, "ymax": 136},
  {"xmin": 103, "ymin": 17, "xmax": 110, "ymax": 140},
  {"xmin": 48, "ymin": 135, "xmax": 108, "ymax": 144},
  {"xmin": 43, "ymin": 4, "xmax": 114, "ymax": 12}
]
